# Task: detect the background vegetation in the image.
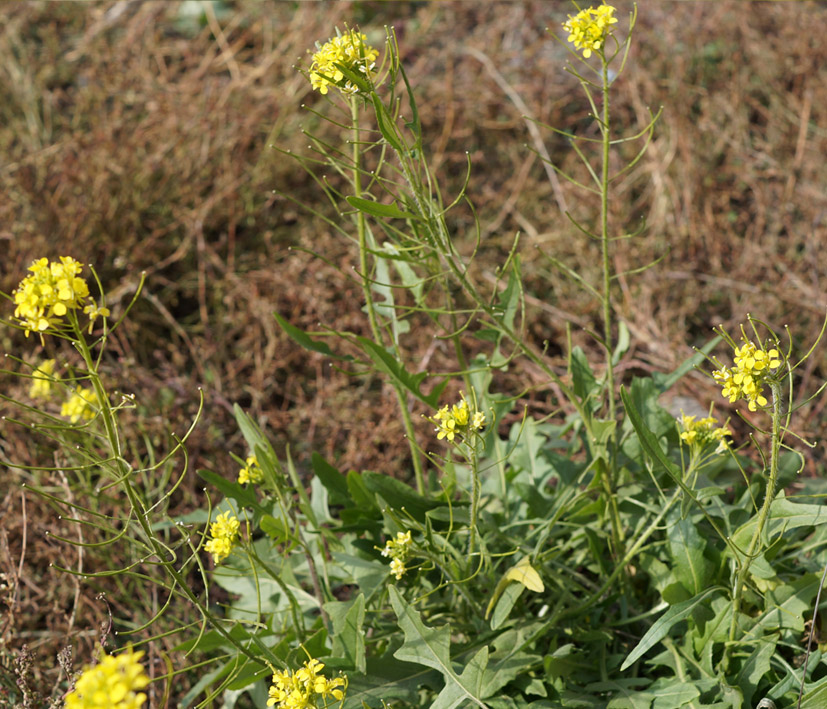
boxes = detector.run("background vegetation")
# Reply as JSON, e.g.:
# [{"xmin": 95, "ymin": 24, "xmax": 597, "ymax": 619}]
[{"xmin": 2, "ymin": 1, "xmax": 826, "ymax": 705}]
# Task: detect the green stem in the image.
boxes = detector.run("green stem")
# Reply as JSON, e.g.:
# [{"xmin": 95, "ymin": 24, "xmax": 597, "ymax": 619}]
[
  {"xmin": 599, "ymin": 54, "xmax": 624, "ymax": 563},
  {"xmin": 722, "ymin": 381, "xmax": 783, "ymax": 673},
  {"xmin": 351, "ymin": 97, "xmax": 426, "ymax": 493},
  {"xmin": 600, "ymin": 57, "xmax": 615, "ymax": 425},
  {"xmin": 467, "ymin": 444, "xmax": 480, "ymax": 558}
]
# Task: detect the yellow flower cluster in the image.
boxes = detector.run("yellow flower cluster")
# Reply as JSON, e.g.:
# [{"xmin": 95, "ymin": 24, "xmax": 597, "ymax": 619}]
[
  {"xmin": 61, "ymin": 386, "xmax": 99, "ymax": 423},
  {"xmin": 381, "ymin": 530, "xmax": 413, "ymax": 581},
  {"xmin": 562, "ymin": 4, "xmax": 618, "ymax": 58},
  {"xmin": 712, "ymin": 341, "xmax": 782, "ymax": 412},
  {"xmin": 29, "ymin": 359, "xmax": 56, "ymax": 400},
  {"xmin": 238, "ymin": 455, "xmax": 264, "ymax": 485},
  {"xmin": 64, "ymin": 648, "xmax": 149, "ymax": 709},
  {"xmin": 13, "ymin": 257, "xmax": 90, "ymax": 336},
  {"xmin": 204, "ymin": 511, "xmax": 240, "ymax": 564},
  {"xmin": 267, "ymin": 659, "xmax": 346, "ymax": 709},
  {"xmin": 678, "ymin": 411, "xmax": 731, "ymax": 454},
  {"xmin": 308, "ymin": 29, "xmax": 379, "ymax": 95},
  {"xmin": 434, "ymin": 394, "xmax": 486, "ymax": 443}
]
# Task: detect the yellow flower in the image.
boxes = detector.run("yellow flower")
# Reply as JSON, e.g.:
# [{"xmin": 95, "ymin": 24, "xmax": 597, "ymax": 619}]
[
  {"xmin": 204, "ymin": 511, "xmax": 240, "ymax": 564},
  {"xmin": 238, "ymin": 455, "xmax": 264, "ymax": 485},
  {"xmin": 678, "ymin": 410, "xmax": 731, "ymax": 453},
  {"xmin": 12, "ymin": 256, "xmax": 91, "ymax": 337},
  {"xmin": 61, "ymin": 387, "xmax": 99, "ymax": 423},
  {"xmin": 64, "ymin": 648, "xmax": 149, "ymax": 709},
  {"xmin": 713, "ymin": 338, "xmax": 783, "ymax": 412},
  {"xmin": 267, "ymin": 659, "xmax": 346, "ymax": 708},
  {"xmin": 29, "ymin": 359, "xmax": 56, "ymax": 400},
  {"xmin": 562, "ymin": 4, "xmax": 618, "ymax": 58},
  {"xmin": 308, "ymin": 29, "xmax": 379, "ymax": 95},
  {"xmin": 390, "ymin": 558, "xmax": 406, "ymax": 580},
  {"xmin": 83, "ymin": 303, "xmax": 111, "ymax": 334},
  {"xmin": 433, "ymin": 393, "xmax": 488, "ymax": 444}
]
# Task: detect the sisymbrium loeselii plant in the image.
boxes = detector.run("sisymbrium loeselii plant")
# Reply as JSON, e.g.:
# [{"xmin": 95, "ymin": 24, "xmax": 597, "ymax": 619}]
[{"xmin": 6, "ymin": 5, "xmax": 827, "ymax": 709}]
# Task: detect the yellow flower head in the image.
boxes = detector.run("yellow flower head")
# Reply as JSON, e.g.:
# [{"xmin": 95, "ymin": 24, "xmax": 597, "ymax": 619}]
[
  {"xmin": 308, "ymin": 29, "xmax": 379, "ymax": 95},
  {"xmin": 61, "ymin": 386, "xmax": 99, "ymax": 423},
  {"xmin": 562, "ymin": 4, "xmax": 618, "ymax": 58},
  {"xmin": 433, "ymin": 393, "xmax": 487, "ymax": 444},
  {"xmin": 64, "ymin": 648, "xmax": 149, "ymax": 709},
  {"xmin": 712, "ymin": 337, "xmax": 783, "ymax": 412},
  {"xmin": 13, "ymin": 257, "xmax": 91, "ymax": 337},
  {"xmin": 678, "ymin": 410, "xmax": 731, "ymax": 454},
  {"xmin": 238, "ymin": 455, "xmax": 264, "ymax": 485},
  {"xmin": 29, "ymin": 359, "xmax": 57, "ymax": 400},
  {"xmin": 267, "ymin": 659, "xmax": 346, "ymax": 708},
  {"xmin": 204, "ymin": 511, "xmax": 240, "ymax": 564}
]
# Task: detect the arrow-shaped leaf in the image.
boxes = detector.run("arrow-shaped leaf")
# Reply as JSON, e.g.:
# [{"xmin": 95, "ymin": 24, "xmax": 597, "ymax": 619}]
[{"xmin": 390, "ymin": 587, "xmax": 489, "ymax": 708}]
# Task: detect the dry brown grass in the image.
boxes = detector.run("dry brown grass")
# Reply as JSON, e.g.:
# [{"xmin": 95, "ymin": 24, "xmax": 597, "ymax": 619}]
[{"xmin": 1, "ymin": 1, "xmax": 826, "ymax": 704}]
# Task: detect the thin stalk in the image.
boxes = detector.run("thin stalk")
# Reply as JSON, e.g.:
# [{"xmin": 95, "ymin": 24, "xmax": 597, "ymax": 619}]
[
  {"xmin": 467, "ymin": 444, "xmax": 480, "ymax": 558},
  {"xmin": 73, "ymin": 330, "xmax": 283, "ymax": 669},
  {"xmin": 350, "ymin": 97, "xmax": 426, "ymax": 493},
  {"xmin": 722, "ymin": 381, "xmax": 783, "ymax": 673},
  {"xmin": 600, "ymin": 57, "xmax": 615, "ymax": 424},
  {"xmin": 598, "ymin": 54, "xmax": 624, "ymax": 562}
]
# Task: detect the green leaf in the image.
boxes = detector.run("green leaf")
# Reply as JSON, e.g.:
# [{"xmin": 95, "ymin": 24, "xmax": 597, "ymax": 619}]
[
  {"xmin": 667, "ymin": 516, "xmax": 713, "ymax": 596},
  {"xmin": 389, "ymin": 586, "xmax": 489, "ymax": 708},
  {"xmin": 259, "ymin": 514, "xmax": 293, "ymax": 544},
  {"xmin": 800, "ymin": 676, "xmax": 827, "ymax": 709},
  {"xmin": 273, "ymin": 311, "xmax": 352, "ymax": 360},
  {"xmin": 342, "ymin": 656, "xmax": 440, "ymax": 708},
  {"xmin": 488, "ymin": 581, "xmax": 524, "ymax": 630},
  {"xmin": 346, "ymin": 471, "xmax": 379, "ymax": 512},
  {"xmin": 571, "ymin": 346, "xmax": 598, "ymax": 401},
  {"xmin": 355, "ymin": 335, "xmax": 446, "ymax": 407},
  {"xmin": 730, "ymin": 495, "xmax": 827, "ymax": 551},
  {"xmin": 620, "ymin": 587, "xmax": 723, "ymax": 670},
  {"xmin": 346, "ymin": 195, "xmax": 419, "ymax": 220},
  {"xmin": 197, "ymin": 469, "xmax": 266, "ymax": 516},
  {"xmin": 326, "ymin": 593, "xmax": 366, "ymax": 673},
  {"xmin": 312, "ymin": 452, "xmax": 350, "ymax": 506},
  {"xmin": 620, "ymin": 386, "xmax": 682, "ymax": 483},
  {"xmin": 362, "ymin": 471, "xmax": 442, "ymax": 520},
  {"xmin": 735, "ymin": 641, "xmax": 774, "ymax": 707},
  {"xmin": 612, "ymin": 321, "xmax": 631, "ymax": 366}
]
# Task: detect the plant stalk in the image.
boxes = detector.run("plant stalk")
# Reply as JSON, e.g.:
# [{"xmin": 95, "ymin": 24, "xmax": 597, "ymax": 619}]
[{"xmin": 723, "ymin": 381, "xmax": 783, "ymax": 673}]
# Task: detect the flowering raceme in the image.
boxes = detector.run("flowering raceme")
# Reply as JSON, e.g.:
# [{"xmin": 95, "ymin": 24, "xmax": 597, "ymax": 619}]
[
  {"xmin": 64, "ymin": 648, "xmax": 149, "ymax": 709},
  {"xmin": 204, "ymin": 511, "xmax": 240, "ymax": 564},
  {"xmin": 308, "ymin": 29, "xmax": 378, "ymax": 95},
  {"xmin": 237, "ymin": 455, "xmax": 263, "ymax": 485},
  {"xmin": 381, "ymin": 530, "xmax": 413, "ymax": 580},
  {"xmin": 433, "ymin": 394, "xmax": 486, "ymax": 443},
  {"xmin": 678, "ymin": 411, "xmax": 731, "ymax": 454},
  {"xmin": 562, "ymin": 4, "xmax": 618, "ymax": 58},
  {"xmin": 712, "ymin": 340, "xmax": 782, "ymax": 412},
  {"xmin": 267, "ymin": 659, "xmax": 346, "ymax": 709},
  {"xmin": 12, "ymin": 256, "xmax": 110, "ymax": 339}
]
